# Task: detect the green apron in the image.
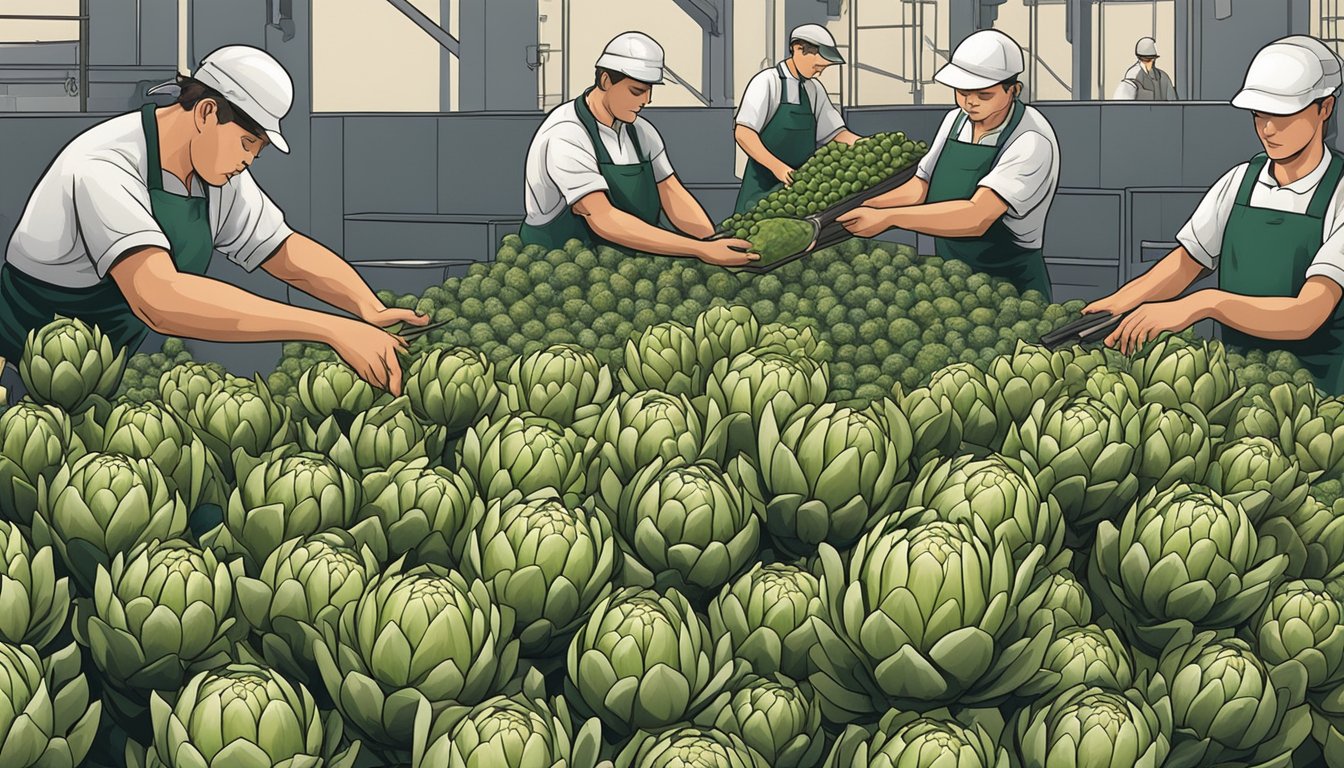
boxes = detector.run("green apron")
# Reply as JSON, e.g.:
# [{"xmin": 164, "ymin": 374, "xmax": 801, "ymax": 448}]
[
  {"xmin": 519, "ymin": 88, "xmax": 665, "ymax": 250},
  {"xmin": 0, "ymin": 104, "xmax": 214, "ymax": 363},
  {"xmin": 925, "ymin": 101, "xmax": 1054, "ymax": 301},
  {"xmin": 1219, "ymin": 150, "xmax": 1344, "ymax": 393},
  {"xmin": 734, "ymin": 67, "xmax": 817, "ymax": 215}
]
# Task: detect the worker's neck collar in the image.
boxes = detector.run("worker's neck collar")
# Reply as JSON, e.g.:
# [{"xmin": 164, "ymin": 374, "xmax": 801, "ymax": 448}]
[
  {"xmin": 782, "ymin": 59, "xmax": 808, "ymax": 81},
  {"xmin": 584, "ymin": 87, "xmax": 624, "ymax": 130}
]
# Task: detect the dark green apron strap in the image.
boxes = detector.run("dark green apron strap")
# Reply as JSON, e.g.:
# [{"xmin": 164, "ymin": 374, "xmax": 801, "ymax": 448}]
[
  {"xmin": 142, "ymin": 104, "xmax": 165, "ymax": 193},
  {"xmin": 1234, "ymin": 154, "xmax": 1269, "ymax": 207},
  {"xmin": 574, "ymin": 89, "xmax": 648, "ymax": 164},
  {"xmin": 1308, "ymin": 152, "xmax": 1344, "ymax": 219}
]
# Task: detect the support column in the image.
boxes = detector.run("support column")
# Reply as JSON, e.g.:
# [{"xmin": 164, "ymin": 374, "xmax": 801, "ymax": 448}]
[
  {"xmin": 1068, "ymin": 0, "xmax": 1092, "ymax": 100},
  {"xmin": 459, "ymin": 0, "xmax": 538, "ymax": 111}
]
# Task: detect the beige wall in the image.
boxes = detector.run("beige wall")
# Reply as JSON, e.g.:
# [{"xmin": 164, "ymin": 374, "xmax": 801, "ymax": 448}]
[
  {"xmin": 0, "ymin": 0, "xmax": 79, "ymax": 43},
  {"xmin": 312, "ymin": 0, "xmax": 456, "ymax": 112}
]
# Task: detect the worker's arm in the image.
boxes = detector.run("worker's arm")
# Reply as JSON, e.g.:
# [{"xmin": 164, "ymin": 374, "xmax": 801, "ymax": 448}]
[
  {"xmin": 574, "ymin": 191, "xmax": 757, "ymax": 266},
  {"xmin": 831, "ymin": 129, "xmax": 863, "ymax": 146},
  {"xmin": 863, "ymin": 176, "xmax": 930, "ymax": 209},
  {"xmin": 1106, "ymin": 278, "xmax": 1342, "ymax": 355},
  {"xmin": 656, "ymin": 174, "xmax": 715, "ymax": 239},
  {"xmin": 837, "ymin": 187, "xmax": 1008, "ymax": 239},
  {"xmin": 734, "ymin": 125, "xmax": 794, "ymax": 186},
  {"xmin": 109, "ymin": 247, "xmax": 407, "ymax": 392},
  {"xmin": 261, "ymin": 233, "xmax": 426, "ymax": 328},
  {"xmin": 1084, "ymin": 247, "xmax": 1207, "ymax": 316}
]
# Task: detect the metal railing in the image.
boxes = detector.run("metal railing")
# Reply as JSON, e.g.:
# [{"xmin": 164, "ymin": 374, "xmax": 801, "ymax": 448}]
[{"xmin": 0, "ymin": 1, "xmax": 90, "ymax": 110}]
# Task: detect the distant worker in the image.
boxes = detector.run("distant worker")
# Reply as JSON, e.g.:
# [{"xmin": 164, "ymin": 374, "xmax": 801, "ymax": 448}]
[
  {"xmin": 1113, "ymin": 37, "xmax": 1177, "ymax": 101},
  {"xmin": 838, "ymin": 30, "xmax": 1060, "ymax": 301},
  {"xmin": 1087, "ymin": 37, "xmax": 1344, "ymax": 393},
  {"xmin": 519, "ymin": 32, "xmax": 757, "ymax": 267},
  {"xmin": 732, "ymin": 24, "xmax": 863, "ymax": 214}
]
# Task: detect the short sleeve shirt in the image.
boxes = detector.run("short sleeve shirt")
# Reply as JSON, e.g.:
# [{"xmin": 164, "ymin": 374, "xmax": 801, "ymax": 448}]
[
  {"xmin": 1177, "ymin": 150, "xmax": 1344, "ymax": 289},
  {"xmin": 734, "ymin": 62, "xmax": 846, "ymax": 145},
  {"xmin": 5, "ymin": 111, "xmax": 292, "ymax": 288},
  {"xmin": 914, "ymin": 103, "xmax": 1061, "ymax": 249},
  {"xmin": 523, "ymin": 100, "xmax": 675, "ymax": 227}
]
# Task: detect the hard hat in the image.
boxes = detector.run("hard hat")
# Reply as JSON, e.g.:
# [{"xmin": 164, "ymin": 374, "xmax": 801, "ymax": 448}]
[
  {"xmin": 595, "ymin": 32, "xmax": 665, "ymax": 85},
  {"xmin": 790, "ymin": 24, "xmax": 845, "ymax": 64},
  {"xmin": 935, "ymin": 30, "xmax": 1025, "ymax": 90},
  {"xmin": 1233, "ymin": 38, "xmax": 1343, "ymax": 115},
  {"xmin": 1136, "ymin": 37, "xmax": 1158, "ymax": 58},
  {"xmin": 149, "ymin": 45, "xmax": 294, "ymax": 154}
]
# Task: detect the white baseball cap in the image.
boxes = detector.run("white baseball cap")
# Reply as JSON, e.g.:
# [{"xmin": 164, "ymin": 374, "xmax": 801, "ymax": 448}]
[
  {"xmin": 149, "ymin": 45, "xmax": 294, "ymax": 153},
  {"xmin": 790, "ymin": 24, "xmax": 845, "ymax": 64},
  {"xmin": 1232, "ymin": 39, "xmax": 1343, "ymax": 115},
  {"xmin": 935, "ymin": 30, "xmax": 1025, "ymax": 90},
  {"xmin": 595, "ymin": 32, "xmax": 665, "ymax": 85},
  {"xmin": 1136, "ymin": 37, "xmax": 1159, "ymax": 58}
]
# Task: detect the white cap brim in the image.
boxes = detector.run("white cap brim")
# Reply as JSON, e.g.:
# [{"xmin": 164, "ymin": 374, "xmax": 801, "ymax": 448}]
[
  {"xmin": 595, "ymin": 53, "xmax": 664, "ymax": 84},
  {"xmin": 144, "ymin": 78, "xmax": 289, "ymax": 154},
  {"xmin": 1232, "ymin": 87, "xmax": 1317, "ymax": 115},
  {"xmin": 934, "ymin": 63, "xmax": 1004, "ymax": 90}
]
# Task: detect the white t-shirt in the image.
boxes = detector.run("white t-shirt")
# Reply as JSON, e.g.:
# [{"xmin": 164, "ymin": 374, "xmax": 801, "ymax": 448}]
[
  {"xmin": 734, "ymin": 62, "xmax": 846, "ymax": 145},
  {"xmin": 523, "ymin": 100, "xmax": 676, "ymax": 227},
  {"xmin": 5, "ymin": 111, "xmax": 292, "ymax": 289},
  {"xmin": 914, "ymin": 103, "xmax": 1060, "ymax": 249},
  {"xmin": 1177, "ymin": 150, "xmax": 1344, "ymax": 288}
]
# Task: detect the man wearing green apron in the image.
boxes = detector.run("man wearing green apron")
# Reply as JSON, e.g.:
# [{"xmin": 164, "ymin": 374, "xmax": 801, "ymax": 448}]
[
  {"xmin": 1091, "ymin": 37, "xmax": 1344, "ymax": 394},
  {"xmin": 732, "ymin": 24, "xmax": 862, "ymax": 215},
  {"xmin": 520, "ymin": 32, "xmax": 757, "ymax": 267},
  {"xmin": 0, "ymin": 45, "xmax": 422, "ymax": 397},
  {"xmin": 838, "ymin": 30, "xmax": 1059, "ymax": 301}
]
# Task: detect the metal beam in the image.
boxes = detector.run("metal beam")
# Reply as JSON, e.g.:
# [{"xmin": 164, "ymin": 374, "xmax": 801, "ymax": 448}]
[
  {"xmin": 1067, "ymin": 0, "xmax": 1092, "ymax": 100},
  {"xmin": 385, "ymin": 0, "xmax": 459, "ymax": 56},
  {"xmin": 663, "ymin": 64, "xmax": 711, "ymax": 106},
  {"xmin": 671, "ymin": 0, "xmax": 721, "ymax": 34}
]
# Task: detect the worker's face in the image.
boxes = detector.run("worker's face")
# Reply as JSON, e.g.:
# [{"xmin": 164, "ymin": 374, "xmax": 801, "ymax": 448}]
[
  {"xmin": 189, "ymin": 99, "xmax": 266, "ymax": 186},
  {"xmin": 955, "ymin": 83, "xmax": 1020, "ymax": 123},
  {"xmin": 601, "ymin": 73, "xmax": 653, "ymax": 123},
  {"xmin": 790, "ymin": 44, "xmax": 831, "ymax": 79},
  {"xmin": 1254, "ymin": 97, "xmax": 1333, "ymax": 161},
  {"xmin": 1139, "ymin": 56, "xmax": 1157, "ymax": 71}
]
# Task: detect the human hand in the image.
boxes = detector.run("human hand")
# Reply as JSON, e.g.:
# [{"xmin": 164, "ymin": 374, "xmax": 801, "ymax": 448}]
[
  {"xmin": 773, "ymin": 163, "xmax": 796, "ymax": 186},
  {"xmin": 1104, "ymin": 299, "xmax": 1201, "ymax": 355},
  {"xmin": 325, "ymin": 319, "xmax": 408, "ymax": 395},
  {"xmin": 697, "ymin": 238, "xmax": 761, "ymax": 267},
  {"xmin": 837, "ymin": 207, "xmax": 893, "ymax": 238},
  {"xmin": 362, "ymin": 305, "xmax": 429, "ymax": 330}
]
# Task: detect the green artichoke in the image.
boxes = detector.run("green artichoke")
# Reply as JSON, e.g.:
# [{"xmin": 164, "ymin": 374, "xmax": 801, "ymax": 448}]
[
  {"xmin": 756, "ymin": 323, "xmax": 826, "ymax": 361},
  {"xmin": 619, "ymin": 321, "xmax": 701, "ymax": 398},
  {"xmin": 203, "ymin": 445, "xmax": 360, "ymax": 574},
  {"xmin": 694, "ymin": 305, "xmax": 762, "ymax": 377},
  {"xmin": 1023, "ymin": 625, "xmax": 1135, "ymax": 700},
  {"xmin": 609, "ymin": 457, "xmax": 762, "ymax": 601},
  {"xmin": 1089, "ymin": 482, "xmax": 1288, "ymax": 655},
  {"xmin": 1206, "ymin": 436, "xmax": 1311, "ymax": 525},
  {"xmin": 923, "ymin": 362, "xmax": 999, "ymax": 449},
  {"xmin": 1002, "ymin": 396, "xmax": 1140, "ymax": 541},
  {"xmin": 707, "ymin": 562, "xmax": 823, "ymax": 683},
  {"xmin": 890, "ymin": 385, "xmax": 965, "ymax": 467},
  {"xmin": 1073, "ymin": 366, "xmax": 1143, "ymax": 419},
  {"xmin": 703, "ymin": 348, "xmax": 829, "ymax": 459},
  {"xmin": 0, "ymin": 519, "xmax": 69, "ymax": 651},
  {"xmin": 135, "ymin": 664, "xmax": 358, "ymax": 768},
  {"xmin": 1134, "ymin": 403, "xmax": 1212, "ymax": 495},
  {"xmin": 461, "ymin": 494, "xmax": 618, "ymax": 657},
  {"xmin": 504, "ymin": 344, "xmax": 614, "ymax": 436},
  {"xmin": 824, "ymin": 709, "xmax": 1009, "ymax": 768},
  {"xmin": 80, "ymin": 539, "xmax": 244, "ymax": 731},
  {"xmin": 99, "ymin": 400, "xmax": 227, "ymax": 512},
  {"xmin": 1012, "ymin": 682, "xmax": 1173, "ymax": 768},
  {"xmin": 565, "ymin": 588, "xmax": 737, "ymax": 736},
  {"xmin": 587, "ymin": 390, "xmax": 721, "ymax": 496},
  {"xmin": 455, "ymin": 413, "xmax": 587, "ymax": 503},
  {"xmin": 1159, "ymin": 632, "xmax": 1312, "ymax": 767},
  {"xmin": 1233, "ymin": 383, "xmax": 1344, "ymax": 481},
  {"xmin": 314, "ymin": 562, "xmax": 518, "ymax": 753},
  {"xmin": 744, "ymin": 401, "xmax": 911, "ymax": 558},
  {"xmin": 0, "ymin": 641, "xmax": 101, "ymax": 768},
  {"xmin": 1011, "ymin": 568, "xmax": 1093, "ymax": 639},
  {"xmin": 811, "ymin": 519, "xmax": 1053, "ymax": 723},
  {"xmin": 32, "ymin": 452, "xmax": 188, "ymax": 595},
  {"xmin": 899, "ymin": 452, "xmax": 1065, "ymax": 569},
  {"xmin": 295, "ymin": 359, "xmax": 382, "ymax": 427},
  {"xmin": 697, "ymin": 675, "xmax": 825, "ymax": 768},
  {"xmin": 354, "ymin": 462, "xmax": 478, "ymax": 566},
  {"xmin": 157, "ymin": 361, "xmax": 226, "ymax": 419},
  {"xmin": 1134, "ymin": 336, "xmax": 1244, "ymax": 430},
  {"xmin": 1262, "ymin": 497, "xmax": 1344, "ymax": 582},
  {"xmin": 984, "ymin": 341, "xmax": 1067, "ymax": 441},
  {"xmin": 301, "ymin": 396, "xmax": 446, "ymax": 476},
  {"xmin": 615, "ymin": 727, "xmax": 768, "ymax": 768},
  {"xmin": 0, "ymin": 402, "xmax": 75, "ymax": 526},
  {"xmin": 235, "ymin": 530, "xmax": 382, "ymax": 687},
  {"xmin": 19, "ymin": 316, "xmax": 126, "ymax": 413},
  {"xmin": 1249, "ymin": 579, "xmax": 1344, "ymax": 698},
  {"xmin": 405, "ymin": 346, "xmax": 501, "ymax": 434},
  {"xmin": 186, "ymin": 380, "xmax": 293, "ymax": 481},
  {"xmin": 409, "ymin": 673, "xmax": 602, "ymax": 768}
]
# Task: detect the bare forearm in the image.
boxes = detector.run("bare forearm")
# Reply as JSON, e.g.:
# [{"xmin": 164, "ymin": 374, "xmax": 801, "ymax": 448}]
[
  {"xmin": 1198, "ymin": 290, "xmax": 1330, "ymax": 340},
  {"xmin": 135, "ymin": 274, "xmax": 337, "ymax": 344},
  {"xmin": 586, "ymin": 207, "xmax": 705, "ymax": 258},
  {"xmin": 660, "ymin": 187, "xmax": 714, "ymax": 239},
  {"xmin": 866, "ymin": 177, "xmax": 929, "ymax": 208},
  {"xmin": 886, "ymin": 200, "xmax": 994, "ymax": 238},
  {"xmin": 832, "ymin": 129, "xmax": 862, "ymax": 145},
  {"xmin": 263, "ymin": 234, "xmax": 383, "ymax": 318},
  {"xmin": 734, "ymin": 126, "xmax": 784, "ymax": 172},
  {"xmin": 1116, "ymin": 250, "xmax": 1203, "ymax": 306}
]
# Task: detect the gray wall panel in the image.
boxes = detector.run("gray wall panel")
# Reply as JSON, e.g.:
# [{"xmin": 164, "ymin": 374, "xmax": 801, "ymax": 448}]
[
  {"xmin": 1043, "ymin": 191, "xmax": 1122, "ymax": 261},
  {"xmin": 1041, "ymin": 105, "xmax": 1101, "ymax": 189},
  {"xmin": 1098, "ymin": 104, "xmax": 1184, "ymax": 189},
  {"xmin": 647, "ymin": 108, "xmax": 738, "ymax": 184},
  {"xmin": 309, "ymin": 117, "xmax": 345, "ymax": 253},
  {"xmin": 342, "ymin": 117, "xmax": 440, "ymax": 214},
  {"xmin": 1180, "ymin": 103, "xmax": 1259, "ymax": 188},
  {"xmin": 437, "ymin": 114, "xmax": 546, "ymax": 216},
  {"xmin": 90, "ymin": 0, "xmax": 140, "ymax": 66},
  {"xmin": 138, "ymin": 0, "xmax": 179, "ymax": 67}
]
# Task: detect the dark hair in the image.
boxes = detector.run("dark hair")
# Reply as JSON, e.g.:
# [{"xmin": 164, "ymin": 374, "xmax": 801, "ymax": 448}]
[
  {"xmin": 998, "ymin": 76, "xmax": 1020, "ymax": 91},
  {"xmin": 175, "ymin": 75, "xmax": 266, "ymax": 138},
  {"xmin": 595, "ymin": 67, "xmax": 629, "ymax": 90},
  {"xmin": 789, "ymin": 39, "xmax": 821, "ymax": 56}
]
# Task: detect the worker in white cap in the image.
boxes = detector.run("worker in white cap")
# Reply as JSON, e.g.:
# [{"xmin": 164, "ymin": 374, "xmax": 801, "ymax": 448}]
[
  {"xmin": 1113, "ymin": 37, "xmax": 1177, "ymax": 101},
  {"xmin": 0, "ymin": 45, "xmax": 425, "ymax": 397},
  {"xmin": 1090, "ymin": 36, "xmax": 1344, "ymax": 394},
  {"xmin": 839, "ymin": 29, "xmax": 1060, "ymax": 300},
  {"xmin": 520, "ymin": 31, "xmax": 757, "ymax": 266},
  {"xmin": 732, "ymin": 24, "xmax": 863, "ymax": 214}
]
